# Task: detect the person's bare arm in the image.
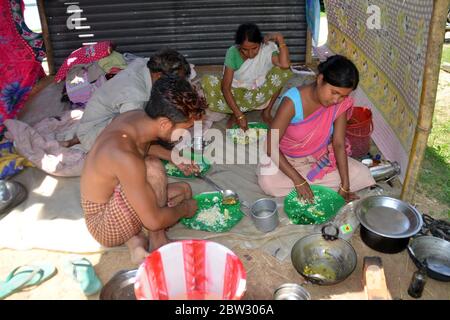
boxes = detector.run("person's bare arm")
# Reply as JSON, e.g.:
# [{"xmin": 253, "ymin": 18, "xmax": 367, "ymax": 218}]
[
  {"xmin": 332, "ymin": 113, "xmax": 358, "ymax": 202},
  {"xmin": 221, "ymin": 66, "xmax": 248, "ymax": 130},
  {"xmin": 113, "ymin": 152, "xmax": 197, "ymax": 231},
  {"xmin": 266, "ymin": 33, "xmax": 290, "ymax": 69},
  {"xmin": 267, "ymin": 97, "xmax": 314, "ymax": 201},
  {"xmin": 147, "ymin": 144, "xmax": 171, "ymax": 160},
  {"xmin": 147, "ymin": 144, "xmax": 200, "ymax": 176}
]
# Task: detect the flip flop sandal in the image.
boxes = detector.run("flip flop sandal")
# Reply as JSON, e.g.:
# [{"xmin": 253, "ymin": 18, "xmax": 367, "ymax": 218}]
[
  {"xmin": 65, "ymin": 257, "xmax": 102, "ymax": 296},
  {"xmin": 0, "ymin": 264, "xmax": 57, "ymax": 299}
]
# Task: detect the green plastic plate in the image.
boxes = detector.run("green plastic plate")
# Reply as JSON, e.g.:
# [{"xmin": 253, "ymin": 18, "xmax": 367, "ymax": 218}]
[
  {"xmin": 162, "ymin": 155, "xmax": 211, "ymax": 179},
  {"xmin": 228, "ymin": 122, "xmax": 269, "ymax": 144},
  {"xmin": 181, "ymin": 191, "xmax": 244, "ymax": 232},
  {"xmin": 284, "ymin": 185, "xmax": 346, "ymax": 225}
]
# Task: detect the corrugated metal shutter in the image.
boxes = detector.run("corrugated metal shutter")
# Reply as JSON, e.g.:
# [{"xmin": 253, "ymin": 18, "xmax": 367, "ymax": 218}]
[{"xmin": 40, "ymin": 0, "xmax": 307, "ymax": 71}]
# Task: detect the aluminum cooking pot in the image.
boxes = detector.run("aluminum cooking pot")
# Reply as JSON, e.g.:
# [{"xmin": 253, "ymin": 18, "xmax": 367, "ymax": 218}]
[{"xmin": 356, "ymin": 196, "xmax": 423, "ymax": 254}]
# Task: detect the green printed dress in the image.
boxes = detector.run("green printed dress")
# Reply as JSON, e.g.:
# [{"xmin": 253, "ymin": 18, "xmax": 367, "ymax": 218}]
[{"xmin": 201, "ymin": 44, "xmax": 293, "ymax": 114}]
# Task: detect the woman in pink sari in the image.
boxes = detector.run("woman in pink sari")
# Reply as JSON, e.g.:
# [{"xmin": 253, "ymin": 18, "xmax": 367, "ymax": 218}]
[{"xmin": 258, "ymin": 55, "xmax": 375, "ymax": 202}]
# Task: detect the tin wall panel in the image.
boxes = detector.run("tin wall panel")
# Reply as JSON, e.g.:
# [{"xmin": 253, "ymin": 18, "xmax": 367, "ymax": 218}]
[{"xmin": 40, "ymin": 0, "xmax": 307, "ymax": 70}]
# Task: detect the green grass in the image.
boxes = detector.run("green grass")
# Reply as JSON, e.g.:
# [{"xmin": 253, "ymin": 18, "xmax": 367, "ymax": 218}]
[
  {"xmin": 442, "ymin": 44, "xmax": 450, "ymax": 64},
  {"xmin": 417, "ymin": 48, "xmax": 450, "ymax": 212},
  {"xmin": 418, "ymin": 147, "xmax": 450, "ymax": 208}
]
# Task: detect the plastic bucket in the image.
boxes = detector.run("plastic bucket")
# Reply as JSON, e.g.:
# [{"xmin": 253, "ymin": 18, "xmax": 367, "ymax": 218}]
[
  {"xmin": 134, "ymin": 240, "xmax": 247, "ymax": 300},
  {"xmin": 346, "ymin": 107, "xmax": 373, "ymax": 158}
]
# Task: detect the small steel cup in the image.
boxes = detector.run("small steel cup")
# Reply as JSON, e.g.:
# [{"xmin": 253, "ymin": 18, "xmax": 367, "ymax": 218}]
[
  {"xmin": 250, "ymin": 199, "xmax": 279, "ymax": 233},
  {"xmin": 274, "ymin": 283, "xmax": 311, "ymax": 300}
]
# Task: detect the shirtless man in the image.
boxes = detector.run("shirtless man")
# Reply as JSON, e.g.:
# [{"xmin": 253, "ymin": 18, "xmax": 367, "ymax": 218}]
[{"xmin": 80, "ymin": 74, "xmax": 206, "ymax": 264}]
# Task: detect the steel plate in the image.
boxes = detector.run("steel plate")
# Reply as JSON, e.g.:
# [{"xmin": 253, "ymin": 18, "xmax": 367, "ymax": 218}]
[
  {"xmin": 356, "ymin": 196, "xmax": 423, "ymax": 238},
  {"xmin": 100, "ymin": 269, "xmax": 137, "ymax": 300}
]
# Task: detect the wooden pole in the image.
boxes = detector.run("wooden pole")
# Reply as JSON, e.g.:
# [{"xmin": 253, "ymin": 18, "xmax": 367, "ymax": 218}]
[
  {"xmin": 305, "ymin": 28, "xmax": 312, "ymax": 65},
  {"xmin": 401, "ymin": 0, "xmax": 448, "ymax": 202},
  {"xmin": 37, "ymin": 0, "xmax": 55, "ymax": 75}
]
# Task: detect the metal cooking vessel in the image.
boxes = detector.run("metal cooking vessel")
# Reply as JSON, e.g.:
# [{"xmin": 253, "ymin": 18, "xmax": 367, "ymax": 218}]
[
  {"xmin": 356, "ymin": 196, "xmax": 423, "ymax": 254},
  {"xmin": 250, "ymin": 198, "xmax": 279, "ymax": 233},
  {"xmin": 0, "ymin": 180, "xmax": 27, "ymax": 216},
  {"xmin": 273, "ymin": 283, "xmax": 311, "ymax": 300},
  {"xmin": 408, "ymin": 236, "xmax": 450, "ymax": 282},
  {"xmin": 100, "ymin": 269, "xmax": 137, "ymax": 300},
  {"xmin": 291, "ymin": 226, "xmax": 357, "ymax": 285}
]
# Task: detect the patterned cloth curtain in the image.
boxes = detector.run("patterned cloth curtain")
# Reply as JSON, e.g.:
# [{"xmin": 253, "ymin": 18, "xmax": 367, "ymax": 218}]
[
  {"xmin": 0, "ymin": 0, "xmax": 45, "ymax": 138},
  {"xmin": 325, "ymin": 0, "xmax": 432, "ymax": 153}
]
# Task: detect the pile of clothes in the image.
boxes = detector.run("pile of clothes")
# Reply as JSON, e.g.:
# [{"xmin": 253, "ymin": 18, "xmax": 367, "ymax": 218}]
[
  {"xmin": 55, "ymin": 41, "xmax": 137, "ymax": 109},
  {"xmin": 2, "ymin": 41, "xmax": 138, "ymax": 178}
]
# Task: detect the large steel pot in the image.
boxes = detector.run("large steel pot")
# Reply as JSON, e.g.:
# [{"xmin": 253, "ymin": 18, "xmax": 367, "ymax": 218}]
[{"xmin": 356, "ymin": 196, "xmax": 423, "ymax": 254}]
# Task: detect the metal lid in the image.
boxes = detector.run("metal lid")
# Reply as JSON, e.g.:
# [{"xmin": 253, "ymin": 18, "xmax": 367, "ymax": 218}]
[{"xmin": 356, "ymin": 196, "xmax": 423, "ymax": 238}]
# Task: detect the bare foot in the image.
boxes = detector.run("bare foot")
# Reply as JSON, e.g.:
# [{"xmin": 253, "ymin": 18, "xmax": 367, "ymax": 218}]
[
  {"xmin": 148, "ymin": 230, "xmax": 170, "ymax": 252},
  {"xmin": 226, "ymin": 114, "xmax": 237, "ymax": 129},
  {"xmin": 125, "ymin": 234, "xmax": 149, "ymax": 265},
  {"xmin": 261, "ymin": 109, "xmax": 273, "ymax": 125}
]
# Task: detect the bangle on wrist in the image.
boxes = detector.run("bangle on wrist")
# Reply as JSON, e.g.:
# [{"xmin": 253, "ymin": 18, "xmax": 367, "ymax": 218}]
[
  {"xmin": 295, "ymin": 180, "xmax": 308, "ymax": 187},
  {"xmin": 279, "ymin": 42, "xmax": 287, "ymax": 48},
  {"xmin": 339, "ymin": 184, "xmax": 350, "ymax": 193},
  {"xmin": 237, "ymin": 114, "xmax": 245, "ymax": 121}
]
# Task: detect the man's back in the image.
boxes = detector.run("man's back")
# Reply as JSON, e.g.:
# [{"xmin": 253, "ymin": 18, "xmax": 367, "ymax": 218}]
[{"xmin": 76, "ymin": 58, "xmax": 152, "ymax": 151}]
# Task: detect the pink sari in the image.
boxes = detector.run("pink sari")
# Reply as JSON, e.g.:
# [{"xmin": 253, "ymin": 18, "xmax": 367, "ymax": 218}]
[{"xmin": 279, "ymin": 96, "xmax": 354, "ymax": 181}]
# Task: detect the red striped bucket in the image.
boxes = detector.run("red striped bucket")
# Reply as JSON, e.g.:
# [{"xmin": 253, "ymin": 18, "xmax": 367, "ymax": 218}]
[{"xmin": 134, "ymin": 240, "xmax": 247, "ymax": 300}]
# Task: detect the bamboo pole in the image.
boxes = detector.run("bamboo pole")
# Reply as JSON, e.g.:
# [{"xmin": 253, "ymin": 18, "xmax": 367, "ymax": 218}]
[
  {"xmin": 37, "ymin": 0, "xmax": 55, "ymax": 75},
  {"xmin": 401, "ymin": 0, "xmax": 448, "ymax": 202},
  {"xmin": 305, "ymin": 28, "xmax": 312, "ymax": 65}
]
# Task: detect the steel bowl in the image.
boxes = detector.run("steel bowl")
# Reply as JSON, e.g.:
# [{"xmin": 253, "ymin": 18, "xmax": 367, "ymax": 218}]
[
  {"xmin": 356, "ymin": 196, "xmax": 423, "ymax": 253},
  {"xmin": 100, "ymin": 269, "xmax": 137, "ymax": 300},
  {"xmin": 0, "ymin": 181, "xmax": 27, "ymax": 216},
  {"xmin": 408, "ymin": 236, "xmax": 450, "ymax": 282},
  {"xmin": 291, "ymin": 231, "xmax": 357, "ymax": 285}
]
